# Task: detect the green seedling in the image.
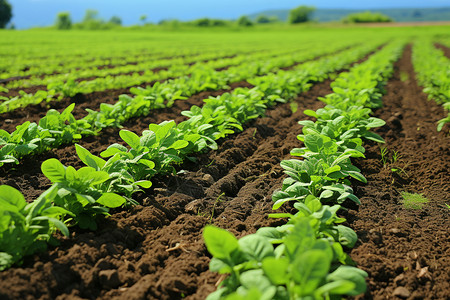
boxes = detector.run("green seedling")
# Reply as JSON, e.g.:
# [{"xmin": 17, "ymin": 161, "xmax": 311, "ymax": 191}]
[
  {"xmin": 400, "ymin": 192, "xmax": 429, "ymax": 210},
  {"xmin": 380, "ymin": 146, "xmax": 388, "ymax": 167}
]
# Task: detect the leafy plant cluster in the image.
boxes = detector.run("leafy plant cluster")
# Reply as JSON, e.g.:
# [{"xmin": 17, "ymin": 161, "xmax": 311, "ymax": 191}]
[
  {"xmin": 0, "ymin": 39, "xmax": 384, "ymax": 271},
  {"xmin": 0, "ymin": 47, "xmax": 297, "ymax": 112},
  {"xmin": 0, "ymin": 40, "xmax": 382, "ymax": 168},
  {"xmin": 0, "ymin": 44, "xmax": 208, "ymax": 80},
  {"xmin": 4, "ymin": 46, "xmax": 288, "ymax": 91},
  {"xmin": 412, "ymin": 40, "xmax": 450, "ymax": 131},
  {"xmin": 203, "ymin": 41, "xmax": 405, "ymax": 299}
]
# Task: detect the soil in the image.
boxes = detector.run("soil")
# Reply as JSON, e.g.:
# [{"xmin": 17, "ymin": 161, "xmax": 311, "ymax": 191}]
[
  {"xmin": 0, "ymin": 81, "xmax": 254, "ymax": 201},
  {"xmin": 0, "ymin": 75, "xmax": 331, "ymax": 300},
  {"xmin": 435, "ymin": 43, "xmax": 450, "ymax": 59},
  {"xmin": 348, "ymin": 45, "xmax": 450, "ymax": 300},
  {"xmin": 0, "ymin": 45, "xmax": 448, "ymax": 300}
]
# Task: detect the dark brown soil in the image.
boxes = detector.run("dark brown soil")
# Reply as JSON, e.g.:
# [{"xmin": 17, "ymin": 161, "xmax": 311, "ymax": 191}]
[
  {"xmin": 0, "ymin": 81, "xmax": 254, "ymax": 201},
  {"xmin": 0, "ymin": 77, "xmax": 331, "ymax": 300},
  {"xmin": 435, "ymin": 43, "xmax": 450, "ymax": 59},
  {"xmin": 348, "ymin": 45, "xmax": 450, "ymax": 300},
  {"xmin": 1, "ymin": 45, "xmax": 448, "ymax": 300}
]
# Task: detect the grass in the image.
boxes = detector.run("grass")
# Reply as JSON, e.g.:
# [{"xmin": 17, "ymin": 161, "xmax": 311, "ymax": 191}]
[{"xmin": 400, "ymin": 191, "xmax": 429, "ymax": 209}]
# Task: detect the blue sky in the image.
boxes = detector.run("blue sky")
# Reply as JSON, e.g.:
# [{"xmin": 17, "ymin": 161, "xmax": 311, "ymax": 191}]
[{"xmin": 8, "ymin": 0, "xmax": 450, "ymax": 28}]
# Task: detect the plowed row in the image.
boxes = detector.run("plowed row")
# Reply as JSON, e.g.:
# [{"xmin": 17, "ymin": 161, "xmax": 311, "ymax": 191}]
[{"xmin": 0, "ymin": 45, "xmax": 449, "ymax": 300}]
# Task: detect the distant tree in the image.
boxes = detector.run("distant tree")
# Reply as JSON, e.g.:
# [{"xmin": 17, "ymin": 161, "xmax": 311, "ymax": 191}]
[
  {"xmin": 55, "ymin": 12, "xmax": 72, "ymax": 30},
  {"xmin": 194, "ymin": 18, "xmax": 211, "ymax": 27},
  {"xmin": 256, "ymin": 15, "xmax": 279, "ymax": 24},
  {"xmin": 211, "ymin": 19, "xmax": 228, "ymax": 26},
  {"xmin": 140, "ymin": 14, "xmax": 147, "ymax": 24},
  {"xmin": 342, "ymin": 11, "xmax": 393, "ymax": 23},
  {"xmin": 83, "ymin": 9, "xmax": 99, "ymax": 22},
  {"xmin": 0, "ymin": 0, "xmax": 12, "ymax": 29},
  {"xmin": 288, "ymin": 5, "xmax": 315, "ymax": 24},
  {"xmin": 79, "ymin": 9, "xmax": 104, "ymax": 30},
  {"xmin": 237, "ymin": 15, "xmax": 253, "ymax": 26},
  {"xmin": 109, "ymin": 16, "xmax": 122, "ymax": 25},
  {"xmin": 256, "ymin": 15, "xmax": 271, "ymax": 24}
]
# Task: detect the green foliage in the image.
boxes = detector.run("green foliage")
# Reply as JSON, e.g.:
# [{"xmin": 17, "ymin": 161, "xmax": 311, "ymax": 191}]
[
  {"xmin": 288, "ymin": 5, "xmax": 315, "ymax": 24},
  {"xmin": 342, "ymin": 11, "xmax": 393, "ymax": 23},
  {"xmin": 204, "ymin": 217, "xmax": 366, "ymax": 300},
  {"xmin": 412, "ymin": 40, "xmax": 450, "ymax": 132},
  {"xmin": 256, "ymin": 15, "xmax": 278, "ymax": 24},
  {"xmin": 41, "ymin": 158, "xmax": 126, "ymax": 230},
  {"xmin": 0, "ymin": 0, "xmax": 12, "ymax": 29},
  {"xmin": 400, "ymin": 192, "xmax": 429, "ymax": 210},
  {"xmin": 108, "ymin": 16, "xmax": 122, "ymax": 26},
  {"xmin": 0, "ymin": 185, "xmax": 70, "ymax": 270},
  {"xmin": 237, "ymin": 16, "xmax": 253, "ymax": 27},
  {"xmin": 55, "ymin": 12, "xmax": 72, "ymax": 30},
  {"xmin": 204, "ymin": 38, "xmax": 405, "ymax": 300}
]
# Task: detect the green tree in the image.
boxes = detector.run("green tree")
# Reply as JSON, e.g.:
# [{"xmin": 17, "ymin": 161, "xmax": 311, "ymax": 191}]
[
  {"xmin": 83, "ymin": 9, "xmax": 99, "ymax": 22},
  {"xmin": 109, "ymin": 16, "xmax": 122, "ymax": 25},
  {"xmin": 342, "ymin": 11, "xmax": 393, "ymax": 23},
  {"xmin": 256, "ymin": 15, "xmax": 279, "ymax": 24},
  {"xmin": 256, "ymin": 15, "xmax": 271, "ymax": 24},
  {"xmin": 80, "ymin": 9, "xmax": 104, "ymax": 30},
  {"xmin": 288, "ymin": 5, "xmax": 315, "ymax": 24},
  {"xmin": 0, "ymin": 0, "xmax": 12, "ymax": 29},
  {"xmin": 55, "ymin": 12, "xmax": 72, "ymax": 30},
  {"xmin": 237, "ymin": 15, "xmax": 253, "ymax": 26}
]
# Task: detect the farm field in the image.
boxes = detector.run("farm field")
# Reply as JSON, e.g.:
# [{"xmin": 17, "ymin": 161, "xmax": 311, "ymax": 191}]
[{"xmin": 0, "ymin": 26, "xmax": 449, "ymax": 300}]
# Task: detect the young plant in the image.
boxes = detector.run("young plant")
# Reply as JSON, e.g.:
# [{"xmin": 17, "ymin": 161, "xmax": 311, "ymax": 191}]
[
  {"xmin": 41, "ymin": 158, "xmax": 126, "ymax": 230},
  {"xmin": 0, "ymin": 185, "xmax": 70, "ymax": 270},
  {"xmin": 400, "ymin": 192, "xmax": 429, "ymax": 210}
]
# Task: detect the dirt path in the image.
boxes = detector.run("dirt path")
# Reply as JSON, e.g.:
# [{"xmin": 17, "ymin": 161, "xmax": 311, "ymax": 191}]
[{"xmin": 348, "ymin": 45, "xmax": 450, "ymax": 300}]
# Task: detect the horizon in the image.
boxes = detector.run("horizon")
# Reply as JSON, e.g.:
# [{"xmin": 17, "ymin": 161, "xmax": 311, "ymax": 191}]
[{"xmin": 7, "ymin": 0, "xmax": 450, "ymax": 29}]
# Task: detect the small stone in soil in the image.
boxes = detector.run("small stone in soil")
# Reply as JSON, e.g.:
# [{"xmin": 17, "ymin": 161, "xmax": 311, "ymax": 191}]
[{"xmin": 393, "ymin": 286, "xmax": 411, "ymax": 299}]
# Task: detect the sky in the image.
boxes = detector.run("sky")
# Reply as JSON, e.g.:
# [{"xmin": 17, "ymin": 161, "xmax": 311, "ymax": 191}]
[{"xmin": 8, "ymin": 0, "xmax": 450, "ymax": 28}]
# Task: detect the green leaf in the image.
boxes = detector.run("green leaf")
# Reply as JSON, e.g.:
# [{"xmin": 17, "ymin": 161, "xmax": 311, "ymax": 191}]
[
  {"xmin": 119, "ymin": 130, "xmax": 141, "ymax": 149},
  {"xmin": 168, "ymin": 140, "xmax": 189, "ymax": 150},
  {"xmin": 262, "ymin": 257, "xmax": 289, "ymax": 285},
  {"xmin": 47, "ymin": 217, "xmax": 70, "ymax": 237},
  {"xmin": 0, "ymin": 185, "xmax": 26, "ymax": 210},
  {"xmin": 292, "ymin": 250, "xmax": 331, "ymax": 295},
  {"xmin": 203, "ymin": 225, "xmax": 238, "ymax": 259},
  {"xmin": 315, "ymin": 280, "xmax": 356, "ymax": 296},
  {"xmin": 138, "ymin": 159, "xmax": 155, "ymax": 169},
  {"xmin": 304, "ymin": 134, "xmax": 323, "ymax": 153},
  {"xmin": 135, "ymin": 180, "xmax": 152, "ymax": 188},
  {"xmin": 326, "ymin": 266, "xmax": 368, "ymax": 296},
  {"xmin": 238, "ymin": 235, "xmax": 274, "ymax": 261},
  {"xmin": 41, "ymin": 158, "xmax": 66, "ymax": 183},
  {"xmin": 336, "ymin": 225, "xmax": 358, "ymax": 248},
  {"xmin": 75, "ymin": 144, "xmax": 106, "ymax": 169},
  {"xmin": 96, "ymin": 193, "xmax": 126, "ymax": 208}
]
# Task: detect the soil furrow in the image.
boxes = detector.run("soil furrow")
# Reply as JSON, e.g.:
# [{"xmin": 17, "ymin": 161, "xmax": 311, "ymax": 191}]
[
  {"xmin": 0, "ymin": 46, "xmax": 355, "ymax": 129},
  {"xmin": 0, "ymin": 81, "xmax": 253, "ymax": 200},
  {"xmin": 434, "ymin": 43, "xmax": 450, "ymax": 59},
  {"xmin": 347, "ymin": 45, "xmax": 450, "ymax": 299},
  {"xmin": 0, "ymin": 78, "xmax": 333, "ymax": 300}
]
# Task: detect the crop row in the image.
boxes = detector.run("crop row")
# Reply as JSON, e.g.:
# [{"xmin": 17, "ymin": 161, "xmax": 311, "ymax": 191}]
[
  {"xmin": 0, "ymin": 39, "xmax": 352, "ymax": 113},
  {"xmin": 203, "ymin": 40, "xmax": 405, "ymax": 299},
  {"xmin": 412, "ymin": 40, "xmax": 450, "ymax": 131},
  {"xmin": 0, "ymin": 38, "xmax": 389, "ymax": 271},
  {"xmin": 0, "ymin": 40, "xmax": 382, "ymax": 167},
  {"xmin": 2, "ymin": 48, "xmax": 267, "ymax": 89}
]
